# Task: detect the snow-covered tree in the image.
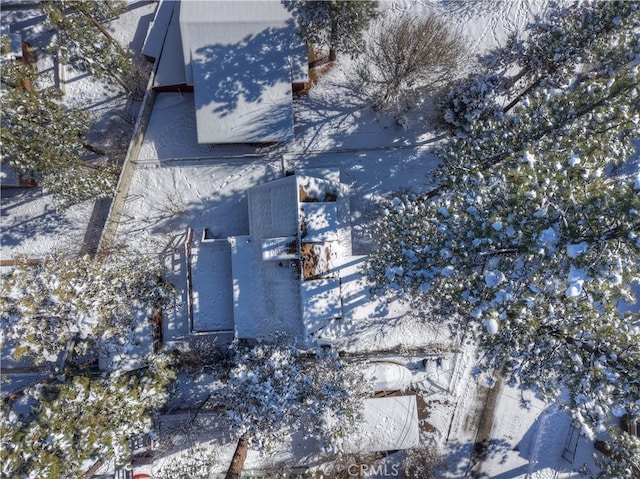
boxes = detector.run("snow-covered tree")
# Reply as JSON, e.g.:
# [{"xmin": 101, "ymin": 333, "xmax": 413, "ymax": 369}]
[
  {"xmin": 354, "ymin": 13, "xmax": 466, "ymax": 113},
  {"xmin": 402, "ymin": 440, "xmax": 445, "ymax": 479},
  {"xmin": 215, "ymin": 341, "xmax": 367, "ymax": 454},
  {"xmin": 442, "ymin": 0, "xmax": 639, "ymax": 132},
  {"xmin": 367, "ymin": 0, "xmax": 640, "ymax": 466},
  {"xmin": 0, "ymin": 43, "xmax": 120, "ymax": 209},
  {"xmin": 285, "ymin": 0, "xmax": 378, "ymax": 60},
  {"xmin": 0, "ymin": 253, "xmax": 175, "ymax": 366},
  {"xmin": 41, "ymin": 0, "xmax": 146, "ymax": 98},
  {"xmin": 1, "ymin": 353, "xmax": 176, "ymax": 478},
  {"xmin": 153, "ymin": 445, "xmax": 217, "ymax": 479},
  {"xmin": 595, "ymin": 425, "xmax": 640, "ymax": 478}
]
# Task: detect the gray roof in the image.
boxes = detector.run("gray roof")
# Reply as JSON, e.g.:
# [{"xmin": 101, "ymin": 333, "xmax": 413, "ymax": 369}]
[{"xmin": 141, "ymin": 0, "xmax": 175, "ymax": 62}]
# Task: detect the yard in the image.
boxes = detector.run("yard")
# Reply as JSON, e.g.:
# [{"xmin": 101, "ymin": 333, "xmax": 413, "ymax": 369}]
[{"xmin": 2, "ymin": 1, "xmax": 627, "ymax": 477}]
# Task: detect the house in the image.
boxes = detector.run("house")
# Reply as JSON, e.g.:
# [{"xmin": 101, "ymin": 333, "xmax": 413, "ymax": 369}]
[
  {"xmin": 228, "ymin": 171, "xmax": 353, "ymax": 344},
  {"xmin": 186, "ymin": 229, "xmax": 235, "ymax": 334},
  {"xmin": 184, "ymin": 169, "xmax": 361, "ymax": 343},
  {"xmin": 142, "ymin": 0, "xmax": 308, "ymax": 144}
]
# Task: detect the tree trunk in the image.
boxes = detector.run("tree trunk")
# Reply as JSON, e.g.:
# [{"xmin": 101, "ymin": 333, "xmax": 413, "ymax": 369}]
[
  {"xmin": 225, "ymin": 437, "xmax": 248, "ymax": 479},
  {"xmin": 19, "ymin": 41, "xmax": 36, "ymax": 92},
  {"xmin": 329, "ymin": 15, "xmax": 338, "ymax": 62},
  {"xmin": 503, "ymin": 66, "xmax": 529, "ymax": 90},
  {"xmin": 73, "ymin": 5, "xmax": 127, "ymax": 57},
  {"xmin": 71, "ymin": 5, "xmax": 135, "ymax": 96},
  {"xmin": 83, "ymin": 144, "xmax": 106, "ymax": 156},
  {"xmin": 502, "ymin": 75, "xmax": 544, "ymax": 114}
]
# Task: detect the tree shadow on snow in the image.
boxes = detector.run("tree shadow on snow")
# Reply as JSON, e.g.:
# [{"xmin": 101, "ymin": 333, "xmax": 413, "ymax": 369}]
[
  {"xmin": 0, "ymin": 189, "xmax": 78, "ymax": 252},
  {"xmin": 444, "ymin": 405, "xmax": 579, "ymax": 478}
]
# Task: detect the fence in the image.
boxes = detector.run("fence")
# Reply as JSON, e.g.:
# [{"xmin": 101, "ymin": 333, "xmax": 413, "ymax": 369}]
[{"xmin": 97, "ymin": 65, "xmax": 159, "ymax": 254}]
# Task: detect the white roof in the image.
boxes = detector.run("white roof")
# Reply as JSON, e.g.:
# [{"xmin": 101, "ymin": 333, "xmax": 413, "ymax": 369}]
[
  {"xmin": 178, "ymin": 0, "xmax": 307, "ymax": 143},
  {"xmin": 153, "ymin": 1, "xmax": 187, "ymax": 87},
  {"xmin": 261, "ymin": 236, "xmax": 298, "ymax": 261},
  {"xmin": 248, "ymin": 176, "xmax": 299, "ymax": 239},
  {"xmin": 229, "ymin": 235, "xmax": 303, "ymax": 340},
  {"xmin": 230, "ymin": 174, "xmax": 353, "ymax": 342},
  {"xmin": 301, "ymin": 278, "xmax": 342, "ymax": 339},
  {"xmin": 344, "ymin": 396, "xmax": 420, "ymax": 453},
  {"xmin": 300, "ymin": 203, "xmax": 339, "ymax": 242},
  {"xmin": 141, "ymin": 0, "xmax": 175, "ymax": 61},
  {"xmin": 190, "ymin": 236, "xmax": 234, "ymax": 332}
]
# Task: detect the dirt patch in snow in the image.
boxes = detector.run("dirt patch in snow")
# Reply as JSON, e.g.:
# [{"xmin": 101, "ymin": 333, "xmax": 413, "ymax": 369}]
[
  {"xmin": 301, "ymin": 243, "xmax": 333, "ymax": 280},
  {"xmin": 299, "ymin": 184, "xmax": 337, "ymax": 203},
  {"xmin": 301, "ymin": 243, "xmax": 319, "ymax": 280}
]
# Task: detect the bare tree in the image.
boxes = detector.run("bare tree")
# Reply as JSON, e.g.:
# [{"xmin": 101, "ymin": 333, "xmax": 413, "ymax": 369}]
[{"xmin": 354, "ymin": 14, "xmax": 467, "ymax": 113}]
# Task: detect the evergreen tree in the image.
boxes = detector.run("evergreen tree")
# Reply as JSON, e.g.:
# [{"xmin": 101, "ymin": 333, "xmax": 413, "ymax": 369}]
[
  {"xmin": 368, "ymin": 1, "xmax": 640, "ymax": 472},
  {"xmin": 215, "ymin": 341, "xmax": 367, "ymax": 454},
  {"xmin": 442, "ymin": 0, "xmax": 639, "ymax": 132},
  {"xmin": 1, "ymin": 354, "xmax": 176, "ymax": 478},
  {"xmin": 0, "ymin": 39, "xmax": 120, "ymax": 209},
  {"xmin": 596, "ymin": 426, "xmax": 640, "ymax": 478},
  {"xmin": 0, "ymin": 253, "xmax": 175, "ymax": 366},
  {"xmin": 41, "ymin": 0, "xmax": 143, "ymax": 97},
  {"xmin": 285, "ymin": 0, "xmax": 378, "ymax": 60}
]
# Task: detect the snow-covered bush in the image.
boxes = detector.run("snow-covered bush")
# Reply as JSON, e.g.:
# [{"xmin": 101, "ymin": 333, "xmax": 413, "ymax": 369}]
[
  {"xmin": 1, "ymin": 353, "xmax": 176, "ymax": 478},
  {"xmin": 215, "ymin": 341, "xmax": 367, "ymax": 454},
  {"xmin": 440, "ymin": 73, "xmax": 503, "ymax": 133},
  {"xmin": 0, "ymin": 252, "xmax": 176, "ymax": 366},
  {"xmin": 153, "ymin": 445, "xmax": 218, "ymax": 479},
  {"xmin": 354, "ymin": 13, "xmax": 467, "ymax": 113},
  {"xmin": 402, "ymin": 440, "xmax": 445, "ymax": 479}
]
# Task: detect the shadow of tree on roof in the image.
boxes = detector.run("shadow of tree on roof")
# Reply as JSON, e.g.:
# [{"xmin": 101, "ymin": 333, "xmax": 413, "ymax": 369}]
[
  {"xmin": 234, "ymin": 99, "xmax": 295, "ymax": 144},
  {"xmin": 192, "ymin": 18, "xmax": 302, "ymax": 118}
]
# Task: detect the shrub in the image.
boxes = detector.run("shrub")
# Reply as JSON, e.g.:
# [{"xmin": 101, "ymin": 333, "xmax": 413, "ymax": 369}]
[{"xmin": 354, "ymin": 14, "xmax": 467, "ymax": 113}]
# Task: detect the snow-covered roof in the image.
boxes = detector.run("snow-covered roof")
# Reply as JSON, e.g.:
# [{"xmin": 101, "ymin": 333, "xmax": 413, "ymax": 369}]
[
  {"xmin": 247, "ymin": 176, "xmax": 299, "ymax": 239},
  {"xmin": 172, "ymin": 0, "xmax": 307, "ymax": 144},
  {"xmin": 141, "ymin": 0, "xmax": 175, "ymax": 62},
  {"xmin": 153, "ymin": 1, "xmax": 187, "ymax": 87},
  {"xmin": 189, "ymin": 233, "xmax": 234, "ymax": 333},
  {"xmin": 261, "ymin": 236, "xmax": 298, "ymax": 261},
  {"xmin": 229, "ymin": 235, "xmax": 303, "ymax": 340},
  {"xmin": 300, "ymin": 202, "xmax": 339, "ymax": 242},
  {"xmin": 228, "ymin": 173, "xmax": 354, "ymax": 343},
  {"xmin": 344, "ymin": 396, "xmax": 420, "ymax": 453},
  {"xmin": 301, "ymin": 278, "xmax": 342, "ymax": 338}
]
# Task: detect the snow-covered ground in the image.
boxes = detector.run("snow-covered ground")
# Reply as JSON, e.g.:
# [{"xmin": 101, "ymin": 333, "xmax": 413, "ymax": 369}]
[{"xmin": 3, "ymin": 1, "xmax": 627, "ymax": 477}]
